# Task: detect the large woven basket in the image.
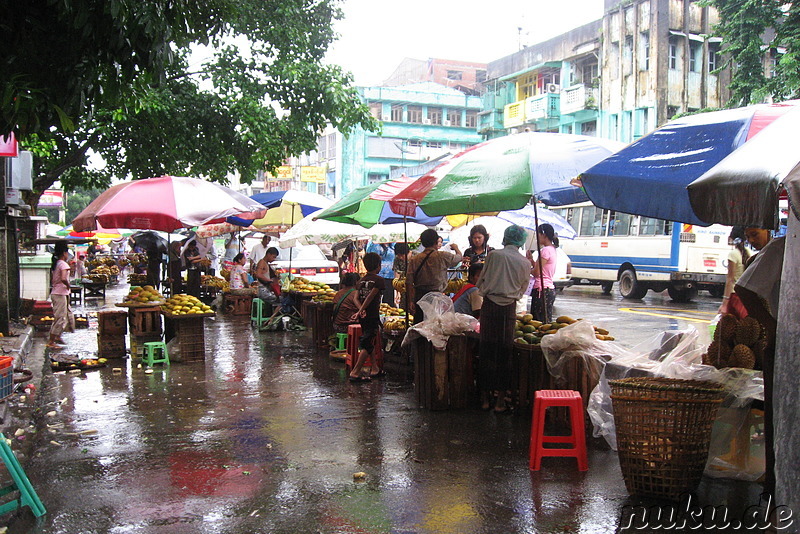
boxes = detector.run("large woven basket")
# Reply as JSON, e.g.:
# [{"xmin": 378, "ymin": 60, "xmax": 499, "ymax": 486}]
[{"xmin": 610, "ymin": 377, "xmax": 726, "ymax": 500}]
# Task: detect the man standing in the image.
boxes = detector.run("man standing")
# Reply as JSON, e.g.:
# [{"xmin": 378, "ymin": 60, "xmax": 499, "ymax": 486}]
[
  {"xmin": 250, "ymin": 235, "xmax": 271, "ymax": 274},
  {"xmin": 476, "ymin": 225, "xmax": 530, "ymax": 413},
  {"xmin": 406, "ymin": 229, "xmax": 462, "ymax": 324}
]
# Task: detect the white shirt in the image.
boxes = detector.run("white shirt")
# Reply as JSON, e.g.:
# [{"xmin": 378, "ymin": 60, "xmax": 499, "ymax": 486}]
[{"xmin": 250, "ymin": 242, "xmax": 269, "ymax": 269}]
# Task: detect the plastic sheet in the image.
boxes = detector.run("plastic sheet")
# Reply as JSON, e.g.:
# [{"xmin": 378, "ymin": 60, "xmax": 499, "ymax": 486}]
[
  {"xmin": 535, "ymin": 322, "xmax": 764, "ymax": 480},
  {"xmin": 401, "ymin": 293, "xmax": 478, "ymax": 350}
]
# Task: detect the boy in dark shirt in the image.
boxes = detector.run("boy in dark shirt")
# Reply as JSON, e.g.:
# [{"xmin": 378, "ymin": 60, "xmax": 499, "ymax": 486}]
[{"xmin": 349, "ymin": 252, "xmax": 385, "ymax": 381}]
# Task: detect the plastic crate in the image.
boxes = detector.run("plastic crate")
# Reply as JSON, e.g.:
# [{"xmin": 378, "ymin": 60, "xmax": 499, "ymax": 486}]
[
  {"xmin": 129, "ymin": 333, "xmax": 162, "ymax": 358},
  {"xmin": 0, "ymin": 365, "xmax": 13, "ymax": 400}
]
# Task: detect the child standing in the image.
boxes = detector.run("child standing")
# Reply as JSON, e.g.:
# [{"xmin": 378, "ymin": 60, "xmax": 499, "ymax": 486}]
[{"xmin": 349, "ymin": 252, "xmax": 385, "ymax": 382}]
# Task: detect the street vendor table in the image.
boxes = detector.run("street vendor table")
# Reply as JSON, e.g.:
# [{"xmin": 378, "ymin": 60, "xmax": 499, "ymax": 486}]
[
  {"xmin": 409, "ymin": 333, "xmax": 478, "ymax": 410},
  {"xmin": 310, "ymin": 301, "xmax": 334, "ymax": 349},
  {"xmin": 83, "ymin": 281, "xmax": 106, "ymax": 300},
  {"xmin": 288, "ymin": 291, "xmax": 317, "ymax": 326},
  {"xmin": 163, "ymin": 312, "xmax": 215, "ymax": 362}
]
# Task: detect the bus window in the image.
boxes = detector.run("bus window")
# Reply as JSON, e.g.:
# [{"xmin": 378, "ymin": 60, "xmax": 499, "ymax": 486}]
[
  {"xmin": 609, "ymin": 212, "xmax": 633, "ymax": 236},
  {"xmin": 639, "ymin": 217, "xmax": 669, "ymax": 236},
  {"xmin": 580, "ymin": 206, "xmax": 606, "ymax": 236}
]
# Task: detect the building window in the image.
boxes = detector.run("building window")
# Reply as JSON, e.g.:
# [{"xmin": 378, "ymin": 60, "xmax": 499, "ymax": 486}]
[
  {"xmin": 610, "ymin": 42, "xmax": 620, "ymax": 79},
  {"xmin": 581, "ymin": 120, "xmax": 597, "ymax": 136},
  {"xmin": 326, "ymin": 134, "xmax": 336, "ymax": 159},
  {"xmin": 581, "ymin": 60, "xmax": 598, "ymax": 85},
  {"xmin": 446, "ymin": 70, "xmax": 463, "ymax": 81},
  {"xmin": 407, "ymin": 139, "xmax": 423, "ymax": 148},
  {"xmin": 669, "ymin": 39, "xmax": 679, "ymax": 70},
  {"xmin": 708, "ymin": 43, "xmax": 720, "ymax": 72},
  {"xmin": 428, "ymin": 107, "xmax": 442, "ymax": 125},
  {"xmin": 407, "ymin": 105, "xmax": 423, "ymax": 123},
  {"xmin": 476, "ymin": 70, "xmax": 487, "ymax": 83},
  {"xmin": 447, "ymin": 109, "xmax": 462, "ymax": 127},
  {"xmin": 391, "ymin": 104, "xmax": 403, "ymax": 122},
  {"xmin": 608, "ymin": 114, "xmax": 618, "ymax": 140},
  {"xmin": 518, "ymin": 73, "xmax": 537, "ymax": 99},
  {"xmin": 640, "ymin": 32, "xmax": 650, "ymax": 70},
  {"xmin": 769, "ymin": 49, "xmax": 780, "ymax": 77},
  {"xmin": 689, "ymin": 43, "xmax": 702, "ymax": 72},
  {"xmin": 369, "ymin": 102, "xmax": 382, "ymax": 120},
  {"xmin": 427, "ymin": 141, "xmax": 442, "ymax": 149},
  {"xmin": 316, "ymin": 136, "xmax": 327, "ymax": 159},
  {"xmin": 448, "ymin": 141, "xmax": 462, "ymax": 151},
  {"xmin": 367, "ymin": 173, "xmax": 384, "ymax": 184},
  {"xmin": 465, "ymin": 111, "xmax": 477, "ymax": 128},
  {"xmin": 623, "ymin": 36, "xmax": 634, "ymax": 75}
]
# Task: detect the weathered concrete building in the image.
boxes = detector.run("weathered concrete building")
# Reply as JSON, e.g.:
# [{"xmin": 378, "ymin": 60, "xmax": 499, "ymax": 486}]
[{"xmin": 482, "ymin": 0, "xmax": 732, "ymax": 143}]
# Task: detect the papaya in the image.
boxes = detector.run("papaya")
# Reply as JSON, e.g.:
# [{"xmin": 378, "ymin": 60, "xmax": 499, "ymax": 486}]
[{"xmin": 556, "ymin": 315, "xmax": 576, "ymax": 324}]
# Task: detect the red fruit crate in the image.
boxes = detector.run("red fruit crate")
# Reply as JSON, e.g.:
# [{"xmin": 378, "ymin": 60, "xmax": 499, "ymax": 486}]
[{"xmin": 0, "ymin": 357, "xmax": 14, "ymax": 400}]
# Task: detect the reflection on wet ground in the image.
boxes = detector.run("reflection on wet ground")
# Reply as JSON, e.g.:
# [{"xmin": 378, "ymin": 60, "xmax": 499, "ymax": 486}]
[{"xmin": 9, "ymin": 284, "xmax": 761, "ymax": 533}]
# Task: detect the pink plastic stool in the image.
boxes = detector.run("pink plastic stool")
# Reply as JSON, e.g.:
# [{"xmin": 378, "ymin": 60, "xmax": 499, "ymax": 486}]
[{"xmin": 345, "ymin": 324, "xmax": 383, "ymax": 372}]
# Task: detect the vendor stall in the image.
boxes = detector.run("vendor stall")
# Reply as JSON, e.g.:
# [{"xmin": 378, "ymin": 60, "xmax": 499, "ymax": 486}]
[{"xmin": 161, "ymin": 294, "xmax": 216, "ymax": 362}]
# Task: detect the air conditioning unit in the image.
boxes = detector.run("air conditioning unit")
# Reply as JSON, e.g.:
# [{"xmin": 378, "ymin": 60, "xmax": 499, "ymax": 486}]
[
  {"xmin": 546, "ymin": 83, "xmax": 561, "ymax": 94},
  {"xmin": 381, "ymin": 114, "xmax": 391, "ymax": 121},
  {"xmin": 422, "ymin": 118, "xmax": 432, "ymax": 125},
  {"xmin": 443, "ymin": 120, "xmax": 452, "ymax": 126}
]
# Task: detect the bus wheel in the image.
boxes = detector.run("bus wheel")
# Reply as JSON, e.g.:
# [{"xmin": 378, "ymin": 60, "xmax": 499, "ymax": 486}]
[
  {"xmin": 708, "ymin": 286, "xmax": 725, "ymax": 298},
  {"xmin": 619, "ymin": 269, "xmax": 647, "ymax": 299},
  {"xmin": 600, "ymin": 281, "xmax": 614, "ymax": 294},
  {"xmin": 667, "ymin": 286, "xmax": 698, "ymax": 303}
]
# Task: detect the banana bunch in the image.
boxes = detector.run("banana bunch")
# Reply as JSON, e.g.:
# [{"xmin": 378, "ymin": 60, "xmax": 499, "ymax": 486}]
[
  {"xmin": 392, "ymin": 277, "xmax": 406, "ymax": 293},
  {"xmin": 445, "ymin": 277, "xmax": 466, "ymax": 294},
  {"xmin": 383, "ymin": 317, "xmax": 410, "ymax": 331},
  {"xmin": 201, "ymin": 275, "xmax": 229, "ymax": 291}
]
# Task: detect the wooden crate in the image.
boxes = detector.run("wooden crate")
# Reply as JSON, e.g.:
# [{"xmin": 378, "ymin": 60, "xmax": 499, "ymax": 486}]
[
  {"xmin": 512, "ymin": 343, "xmax": 553, "ymax": 413},
  {"xmin": 97, "ymin": 333, "xmax": 127, "ymax": 359},
  {"xmin": 129, "ymin": 306, "xmax": 162, "ymax": 336},
  {"xmin": 223, "ymin": 294, "xmax": 252, "ymax": 316},
  {"xmin": 311, "ymin": 302, "xmax": 334, "ymax": 349},
  {"xmin": 98, "ymin": 310, "xmax": 128, "ymax": 335},
  {"xmin": 411, "ymin": 334, "xmax": 478, "ymax": 410},
  {"xmin": 301, "ymin": 299, "xmax": 315, "ymax": 329}
]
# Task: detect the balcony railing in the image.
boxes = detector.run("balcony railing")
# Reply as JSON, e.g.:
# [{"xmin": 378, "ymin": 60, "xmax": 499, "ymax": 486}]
[
  {"xmin": 560, "ymin": 84, "xmax": 598, "ymax": 115},
  {"xmin": 503, "ymin": 101, "xmax": 526, "ymax": 128},
  {"xmin": 526, "ymin": 93, "xmax": 560, "ymax": 120}
]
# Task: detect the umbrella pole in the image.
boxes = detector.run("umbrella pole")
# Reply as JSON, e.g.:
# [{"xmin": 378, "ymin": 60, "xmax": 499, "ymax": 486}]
[
  {"xmin": 532, "ymin": 201, "xmax": 548, "ymax": 323},
  {"xmin": 404, "ymin": 215, "xmax": 409, "ymax": 329}
]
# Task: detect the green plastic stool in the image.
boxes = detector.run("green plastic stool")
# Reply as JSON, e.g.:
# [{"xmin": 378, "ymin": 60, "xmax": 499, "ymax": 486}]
[
  {"xmin": 251, "ymin": 297, "xmax": 271, "ymax": 327},
  {"xmin": 335, "ymin": 333, "xmax": 348, "ymax": 351},
  {"xmin": 142, "ymin": 341, "xmax": 169, "ymax": 367},
  {"xmin": 0, "ymin": 433, "xmax": 46, "ymax": 517}
]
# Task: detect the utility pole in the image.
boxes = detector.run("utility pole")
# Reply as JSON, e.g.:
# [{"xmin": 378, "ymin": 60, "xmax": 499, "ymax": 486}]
[{"xmin": 0, "ymin": 160, "xmax": 10, "ymax": 335}]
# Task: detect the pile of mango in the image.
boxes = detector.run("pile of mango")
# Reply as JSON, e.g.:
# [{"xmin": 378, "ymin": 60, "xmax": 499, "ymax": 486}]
[
  {"xmin": 201, "ymin": 275, "xmax": 229, "ymax": 292},
  {"xmin": 288, "ymin": 277, "xmax": 335, "ymax": 294},
  {"xmin": 161, "ymin": 294, "xmax": 214, "ymax": 316},
  {"xmin": 312, "ymin": 292, "xmax": 335, "ymax": 303},
  {"xmin": 514, "ymin": 314, "xmax": 615, "ymax": 345},
  {"xmin": 122, "ymin": 285, "xmax": 164, "ymax": 305}
]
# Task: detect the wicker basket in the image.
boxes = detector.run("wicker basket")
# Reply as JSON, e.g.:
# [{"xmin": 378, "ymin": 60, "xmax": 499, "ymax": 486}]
[{"xmin": 610, "ymin": 377, "xmax": 726, "ymax": 500}]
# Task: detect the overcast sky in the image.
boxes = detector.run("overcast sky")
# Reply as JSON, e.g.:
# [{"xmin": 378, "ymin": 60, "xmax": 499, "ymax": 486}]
[{"xmin": 325, "ymin": 0, "xmax": 605, "ymax": 86}]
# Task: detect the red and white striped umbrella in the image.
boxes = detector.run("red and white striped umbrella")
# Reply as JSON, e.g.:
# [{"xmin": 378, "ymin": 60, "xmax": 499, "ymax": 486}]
[{"xmin": 73, "ymin": 176, "xmax": 267, "ymax": 232}]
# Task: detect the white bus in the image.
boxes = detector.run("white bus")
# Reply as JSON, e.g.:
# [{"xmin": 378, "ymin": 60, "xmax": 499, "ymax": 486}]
[{"xmin": 550, "ymin": 202, "xmax": 731, "ymax": 302}]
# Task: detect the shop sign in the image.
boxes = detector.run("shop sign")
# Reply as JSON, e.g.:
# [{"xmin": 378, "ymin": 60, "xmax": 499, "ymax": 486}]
[
  {"xmin": 0, "ymin": 133, "xmax": 18, "ymax": 157},
  {"xmin": 39, "ymin": 189, "xmax": 64, "ymax": 208},
  {"xmin": 300, "ymin": 166, "xmax": 326, "ymax": 183},
  {"xmin": 265, "ymin": 166, "xmax": 293, "ymax": 186}
]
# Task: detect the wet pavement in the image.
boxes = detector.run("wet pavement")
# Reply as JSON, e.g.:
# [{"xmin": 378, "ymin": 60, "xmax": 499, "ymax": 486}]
[{"xmin": 5, "ymin": 284, "xmax": 767, "ymax": 533}]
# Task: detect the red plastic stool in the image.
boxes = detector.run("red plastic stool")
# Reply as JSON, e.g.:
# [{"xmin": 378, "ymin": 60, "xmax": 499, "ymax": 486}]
[
  {"xmin": 345, "ymin": 324, "xmax": 383, "ymax": 372},
  {"xmin": 529, "ymin": 390, "xmax": 588, "ymax": 471}
]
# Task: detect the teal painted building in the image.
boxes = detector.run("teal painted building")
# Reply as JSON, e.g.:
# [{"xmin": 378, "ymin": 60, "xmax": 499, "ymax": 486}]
[{"xmin": 336, "ymin": 82, "xmax": 483, "ymax": 196}]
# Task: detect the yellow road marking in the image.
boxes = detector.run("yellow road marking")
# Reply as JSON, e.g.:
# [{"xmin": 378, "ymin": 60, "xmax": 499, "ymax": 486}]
[{"xmin": 619, "ymin": 307, "xmax": 713, "ymax": 323}]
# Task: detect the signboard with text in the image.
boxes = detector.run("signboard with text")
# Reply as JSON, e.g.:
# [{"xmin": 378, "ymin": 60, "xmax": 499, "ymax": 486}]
[
  {"xmin": 38, "ymin": 189, "xmax": 64, "ymax": 208},
  {"xmin": 300, "ymin": 166, "xmax": 326, "ymax": 183},
  {"xmin": 264, "ymin": 166, "xmax": 293, "ymax": 186}
]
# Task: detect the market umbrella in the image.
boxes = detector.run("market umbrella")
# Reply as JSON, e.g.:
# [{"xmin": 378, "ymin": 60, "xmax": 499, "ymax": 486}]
[
  {"xmin": 313, "ymin": 174, "xmax": 442, "ymax": 228},
  {"xmin": 230, "ymin": 190, "xmax": 333, "ymax": 228},
  {"xmin": 278, "ymin": 210, "xmax": 429, "ymax": 248},
  {"xmin": 687, "ymin": 103, "xmax": 800, "ymax": 228},
  {"xmin": 579, "ymin": 101, "xmax": 799, "ymax": 226},
  {"xmin": 72, "ymin": 175, "xmax": 267, "ymax": 232},
  {"xmin": 131, "ymin": 230, "xmax": 169, "ymax": 255},
  {"xmin": 497, "ymin": 205, "xmax": 577, "ymax": 240},
  {"xmin": 194, "ymin": 222, "xmax": 261, "ymax": 239},
  {"xmin": 387, "ymin": 132, "xmax": 625, "ymax": 218}
]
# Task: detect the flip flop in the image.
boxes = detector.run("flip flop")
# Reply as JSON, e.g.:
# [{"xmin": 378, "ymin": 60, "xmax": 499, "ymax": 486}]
[
  {"xmin": 369, "ymin": 370, "xmax": 386, "ymax": 378},
  {"xmin": 349, "ymin": 375, "xmax": 371, "ymax": 383}
]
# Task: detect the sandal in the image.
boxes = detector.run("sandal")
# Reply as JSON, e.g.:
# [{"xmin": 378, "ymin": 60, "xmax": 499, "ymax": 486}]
[
  {"xmin": 369, "ymin": 370, "xmax": 385, "ymax": 378},
  {"xmin": 348, "ymin": 375, "xmax": 371, "ymax": 383}
]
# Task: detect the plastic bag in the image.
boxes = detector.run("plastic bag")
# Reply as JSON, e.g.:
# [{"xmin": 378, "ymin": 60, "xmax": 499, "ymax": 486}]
[{"xmin": 402, "ymin": 293, "xmax": 478, "ymax": 350}]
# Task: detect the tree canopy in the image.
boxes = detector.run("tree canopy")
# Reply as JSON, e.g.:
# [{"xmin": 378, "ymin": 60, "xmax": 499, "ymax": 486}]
[
  {"xmin": 2, "ymin": 0, "xmax": 379, "ymax": 208},
  {"xmin": 710, "ymin": 0, "xmax": 800, "ymax": 105}
]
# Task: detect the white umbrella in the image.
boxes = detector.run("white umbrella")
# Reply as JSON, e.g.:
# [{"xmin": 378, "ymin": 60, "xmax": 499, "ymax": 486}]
[
  {"xmin": 278, "ymin": 210, "xmax": 428, "ymax": 248},
  {"xmin": 497, "ymin": 205, "xmax": 577, "ymax": 240}
]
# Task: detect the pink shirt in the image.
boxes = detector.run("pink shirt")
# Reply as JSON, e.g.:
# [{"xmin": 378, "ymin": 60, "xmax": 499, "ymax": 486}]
[
  {"xmin": 51, "ymin": 259, "xmax": 71, "ymax": 296},
  {"xmin": 532, "ymin": 246, "xmax": 556, "ymax": 290}
]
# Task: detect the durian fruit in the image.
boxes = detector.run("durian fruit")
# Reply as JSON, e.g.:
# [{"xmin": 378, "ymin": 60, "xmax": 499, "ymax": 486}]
[
  {"xmin": 718, "ymin": 314, "xmax": 739, "ymax": 344},
  {"xmin": 729, "ymin": 344, "xmax": 756, "ymax": 370},
  {"xmin": 735, "ymin": 316, "xmax": 762, "ymax": 347},
  {"xmin": 703, "ymin": 340, "xmax": 732, "ymax": 369}
]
